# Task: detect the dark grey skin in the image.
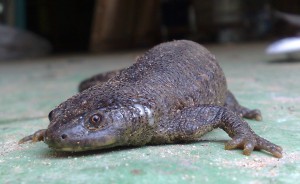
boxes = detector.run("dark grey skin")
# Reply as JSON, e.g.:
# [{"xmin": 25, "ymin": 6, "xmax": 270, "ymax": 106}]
[{"xmin": 19, "ymin": 40, "xmax": 283, "ymax": 158}]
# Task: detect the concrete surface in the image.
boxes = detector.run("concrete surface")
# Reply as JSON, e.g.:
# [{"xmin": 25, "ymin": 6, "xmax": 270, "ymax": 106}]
[{"xmin": 0, "ymin": 43, "xmax": 299, "ymax": 184}]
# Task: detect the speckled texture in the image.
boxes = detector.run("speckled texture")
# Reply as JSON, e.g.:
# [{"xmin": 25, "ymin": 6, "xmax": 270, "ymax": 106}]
[{"xmin": 19, "ymin": 40, "xmax": 282, "ymax": 157}]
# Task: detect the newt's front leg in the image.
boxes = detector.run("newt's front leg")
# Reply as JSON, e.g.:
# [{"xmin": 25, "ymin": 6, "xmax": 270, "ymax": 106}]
[
  {"xmin": 18, "ymin": 129, "xmax": 47, "ymax": 144},
  {"xmin": 155, "ymin": 105, "xmax": 282, "ymax": 158}
]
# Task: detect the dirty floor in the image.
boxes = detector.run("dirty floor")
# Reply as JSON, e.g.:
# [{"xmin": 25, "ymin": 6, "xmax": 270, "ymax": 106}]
[{"xmin": 0, "ymin": 43, "xmax": 299, "ymax": 184}]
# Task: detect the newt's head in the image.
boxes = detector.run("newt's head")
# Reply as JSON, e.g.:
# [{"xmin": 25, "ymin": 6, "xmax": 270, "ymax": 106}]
[
  {"xmin": 44, "ymin": 108, "xmax": 118, "ymax": 151},
  {"xmin": 43, "ymin": 89, "xmax": 155, "ymax": 151}
]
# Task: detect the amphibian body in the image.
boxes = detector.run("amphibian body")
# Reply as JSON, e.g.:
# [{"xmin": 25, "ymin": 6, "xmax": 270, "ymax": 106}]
[{"xmin": 19, "ymin": 40, "xmax": 283, "ymax": 158}]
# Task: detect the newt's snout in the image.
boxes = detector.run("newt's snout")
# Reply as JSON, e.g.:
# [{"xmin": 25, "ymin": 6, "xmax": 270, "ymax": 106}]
[
  {"xmin": 44, "ymin": 122, "xmax": 118, "ymax": 152},
  {"xmin": 43, "ymin": 127, "xmax": 76, "ymax": 151}
]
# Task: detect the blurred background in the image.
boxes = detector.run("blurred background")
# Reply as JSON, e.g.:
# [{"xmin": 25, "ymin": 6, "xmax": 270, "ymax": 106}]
[{"xmin": 0, "ymin": 0, "xmax": 299, "ymax": 59}]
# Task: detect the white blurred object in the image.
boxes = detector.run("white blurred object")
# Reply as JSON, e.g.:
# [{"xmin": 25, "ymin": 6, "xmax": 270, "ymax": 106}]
[
  {"xmin": 266, "ymin": 37, "xmax": 300, "ymax": 54},
  {"xmin": 275, "ymin": 11, "xmax": 300, "ymax": 26},
  {"xmin": 266, "ymin": 11, "xmax": 300, "ymax": 55}
]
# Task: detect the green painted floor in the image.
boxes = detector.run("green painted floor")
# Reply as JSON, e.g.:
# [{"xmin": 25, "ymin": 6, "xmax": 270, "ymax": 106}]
[{"xmin": 0, "ymin": 43, "xmax": 299, "ymax": 184}]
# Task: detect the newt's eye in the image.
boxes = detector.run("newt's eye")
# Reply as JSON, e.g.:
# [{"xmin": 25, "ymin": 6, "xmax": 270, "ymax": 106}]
[{"xmin": 88, "ymin": 114, "xmax": 103, "ymax": 130}]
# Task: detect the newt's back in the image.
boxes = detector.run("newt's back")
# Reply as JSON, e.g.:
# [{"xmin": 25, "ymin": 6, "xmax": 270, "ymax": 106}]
[{"xmin": 109, "ymin": 40, "xmax": 228, "ymax": 109}]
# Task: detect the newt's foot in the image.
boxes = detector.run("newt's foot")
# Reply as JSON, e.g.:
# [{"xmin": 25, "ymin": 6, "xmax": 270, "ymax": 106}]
[
  {"xmin": 18, "ymin": 129, "xmax": 46, "ymax": 144},
  {"xmin": 243, "ymin": 109, "xmax": 262, "ymax": 121},
  {"xmin": 225, "ymin": 134, "xmax": 282, "ymax": 158}
]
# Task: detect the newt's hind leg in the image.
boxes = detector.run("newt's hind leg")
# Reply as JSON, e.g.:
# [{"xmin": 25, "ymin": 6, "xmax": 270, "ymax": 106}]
[
  {"xmin": 79, "ymin": 69, "xmax": 125, "ymax": 92},
  {"xmin": 225, "ymin": 91, "xmax": 262, "ymax": 121}
]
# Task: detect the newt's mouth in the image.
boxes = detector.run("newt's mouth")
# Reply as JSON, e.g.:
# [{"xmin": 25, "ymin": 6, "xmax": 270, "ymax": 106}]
[
  {"xmin": 48, "ymin": 143, "xmax": 116, "ymax": 152},
  {"xmin": 44, "ymin": 130, "xmax": 117, "ymax": 152},
  {"xmin": 46, "ymin": 139, "xmax": 117, "ymax": 152}
]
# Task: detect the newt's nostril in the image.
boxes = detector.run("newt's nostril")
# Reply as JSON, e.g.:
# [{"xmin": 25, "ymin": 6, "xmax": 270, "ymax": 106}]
[{"xmin": 61, "ymin": 134, "xmax": 68, "ymax": 140}]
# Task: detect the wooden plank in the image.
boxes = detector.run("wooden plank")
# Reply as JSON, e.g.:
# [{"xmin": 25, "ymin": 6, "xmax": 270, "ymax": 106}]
[
  {"xmin": 90, "ymin": 0, "xmax": 135, "ymax": 51},
  {"xmin": 90, "ymin": 0, "xmax": 160, "ymax": 52},
  {"xmin": 132, "ymin": 0, "xmax": 160, "ymax": 47}
]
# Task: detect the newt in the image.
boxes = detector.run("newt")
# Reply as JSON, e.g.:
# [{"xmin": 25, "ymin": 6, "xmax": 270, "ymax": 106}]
[{"xmin": 19, "ymin": 40, "xmax": 282, "ymax": 158}]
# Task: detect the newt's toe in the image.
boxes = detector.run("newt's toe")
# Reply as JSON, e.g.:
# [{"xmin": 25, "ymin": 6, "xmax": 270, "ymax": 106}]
[
  {"xmin": 225, "ymin": 134, "xmax": 283, "ymax": 158},
  {"xmin": 225, "ymin": 136, "xmax": 244, "ymax": 150},
  {"xmin": 243, "ymin": 142, "xmax": 255, "ymax": 156},
  {"xmin": 18, "ymin": 129, "xmax": 46, "ymax": 144},
  {"xmin": 272, "ymin": 151, "xmax": 283, "ymax": 158},
  {"xmin": 244, "ymin": 109, "xmax": 262, "ymax": 121},
  {"xmin": 225, "ymin": 135, "xmax": 256, "ymax": 156},
  {"xmin": 256, "ymin": 137, "xmax": 283, "ymax": 158},
  {"xmin": 18, "ymin": 135, "xmax": 34, "ymax": 144}
]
